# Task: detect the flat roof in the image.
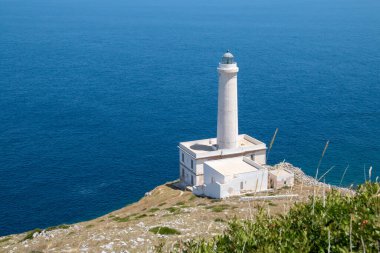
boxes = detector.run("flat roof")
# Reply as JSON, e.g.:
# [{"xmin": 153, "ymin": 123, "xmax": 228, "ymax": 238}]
[
  {"xmin": 204, "ymin": 157, "xmax": 257, "ymax": 176},
  {"xmin": 269, "ymin": 169, "xmax": 293, "ymax": 177},
  {"xmin": 179, "ymin": 134, "xmax": 267, "ymax": 159}
]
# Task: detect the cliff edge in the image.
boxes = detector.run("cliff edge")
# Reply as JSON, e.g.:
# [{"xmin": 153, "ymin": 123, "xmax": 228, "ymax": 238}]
[{"xmin": 0, "ymin": 163, "xmax": 350, "ymax": 253}]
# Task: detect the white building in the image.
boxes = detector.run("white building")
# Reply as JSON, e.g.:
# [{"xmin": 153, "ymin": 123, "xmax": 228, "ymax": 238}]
[
  {"xmin": 178, "ymin": 51, "xmax": 270, "ymax": 198},
  {"xmin": 268, "ymin": 169, "xmax": 294, "ymax": 190},
  {"xmin": 179, "ymin": 135, "xmax": 267, "ymax": 186},
  {"xmin": 194, "ymin": 157, "xmax": 269, "ymax": 198}
]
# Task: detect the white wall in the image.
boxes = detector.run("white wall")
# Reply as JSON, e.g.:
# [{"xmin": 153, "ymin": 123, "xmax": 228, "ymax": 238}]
[
  {"xmin": 201, "ymin": 165, "xmax": 269, "ymax": 198},
  {"xmin": 244, "ymin": 149, "xmax": 267, "ymax": 165},
  {"xmin": 179, "ymin": 150, "xmax": 194, "ymax": 171},
  {"xmin": 254, "ymin": 150, "xmax": 267, "ymax": 164},
  {"xmin": 204, "ymin": 163, "xmax": 225, "ymax": 185},
  {"xmin": 179, "ymin": 147, "xmax": 267, "ymax": 187},
  {"xmin": 269, "ymin": 171, "xmax": 294, "ymax": 189},
  {"xmin": 179, "ymin": 150, "xmax": 209, "ymax": 186},
  {"xmin": 217, "ymin": 63, "xmax": 239, "ymax": 149}
]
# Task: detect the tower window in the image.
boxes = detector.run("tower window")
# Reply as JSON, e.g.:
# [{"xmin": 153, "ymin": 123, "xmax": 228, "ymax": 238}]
[
  {"xmin": 191, "ymin": 160, "xmax": 194, "ymax": 169},
  {"xmin": 182, "ymin": 153, "xmax": 184, "ymax": 162}
]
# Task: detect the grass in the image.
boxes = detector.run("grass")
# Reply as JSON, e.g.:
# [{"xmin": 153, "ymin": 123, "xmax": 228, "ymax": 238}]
[
  {"xmin": 85, "ymin": 224, "xmax": 94, "ymax": 228},
  {"xmin": 214, "ymin": 218, "xmax": 225, "ymax": 222},
  {"xmin": 0, "ymin": 237, "xmax": 11, "ymax": 244},
  {"xmin": 149, "ymin": 226, "xmax": 181, "ymax": 235},
  {"xmin": 22, "ymin": 228, "xmax": 42, "ymax": 241},
  {"xmin": 166, "ymin": 207, "xmax": 181, "ymax": 214},
  {"xmin": 173, "ymin": 182, "xmax": 380, "ymax": 252},
  {"xmin": 189, "ymin": 195, "xmax": 197, "ymax": 201},
  {"xmin": 113, "ymin": 212, "xmax": 151, "ymax": 221},
  {"xmin": 205, "ymin": 204, "xmax": 230, "ymax": 213},
  {"xmin": 175, "ymin": 201, "xmax": 185, "ymax": 206},
  {"xmin": 112, "ymin": 216, "xmax": 130, "ymax": 222},
  {"xmin": 267, "ymin": 201, "xmax": 277, "ymax": 206},
  {"xmin": 149, "ymin": 207, "xmax": 160, "ymax": 213},
  {"xmin": 158, "ymin": 202, "xmax": 167, "ymax": 206},
  {"xmin": 46, "ymin": 224, "xmax": 70, "ymax": 231}
]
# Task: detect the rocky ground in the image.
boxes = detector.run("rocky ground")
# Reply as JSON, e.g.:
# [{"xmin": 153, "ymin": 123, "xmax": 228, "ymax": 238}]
[{"xmin": 0, "ymin": 163, "xmax": 351, "ymax": 253}]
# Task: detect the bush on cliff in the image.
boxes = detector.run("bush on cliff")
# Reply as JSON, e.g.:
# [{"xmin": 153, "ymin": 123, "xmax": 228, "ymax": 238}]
[{"xmin": 172, "ymin": 182, "xmax": 380, "ymax": 252}]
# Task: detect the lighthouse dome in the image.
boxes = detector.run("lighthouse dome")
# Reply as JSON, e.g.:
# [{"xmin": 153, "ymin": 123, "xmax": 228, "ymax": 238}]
[{"xmin": 221, "ymin": 50, "xmax": 234, "ymax": 64}]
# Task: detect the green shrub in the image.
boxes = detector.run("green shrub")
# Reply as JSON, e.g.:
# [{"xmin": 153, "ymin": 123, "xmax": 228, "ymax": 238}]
[
  {"xmin": 22, "ymin": 229, "xmax": 42, "ymax": 241},
  {"xmin": 175, "ymin": 182, "xmax": 380, "ymax": 252},
  {"xmin": 149, "ymin": 226, "xmax": 181, "ymax": 235},
  {"xmin": 166, "ymin": 207, "xmax": 181, "ymax": 214},
  {"xmin": 205, "ymin": 204, "xmax": 230, "ymax": 212},
  {"xmin": 113, "ymin": 216, "xmax": 130, "ymax": 222},
  {"xmin": 149, "ymin": 207, "xmax": 160, "ymax": 213},
  {"xmin": 46, "ymin": 224, "xmax": 70, "ymax": 231}
]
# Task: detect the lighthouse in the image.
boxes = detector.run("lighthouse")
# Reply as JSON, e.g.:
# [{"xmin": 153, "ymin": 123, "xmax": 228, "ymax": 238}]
[
  {"xmin": 217, "ymin": 51, "xmax": 239, "ymax": 150},
  {"xmin": 178, "ymin": 51, "xmax": 268, "ymax": 190}
]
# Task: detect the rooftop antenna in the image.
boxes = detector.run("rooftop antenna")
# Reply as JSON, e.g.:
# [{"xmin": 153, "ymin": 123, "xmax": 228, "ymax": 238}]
[{"xmin": 266, "ymin": 128, "xmax": 279, "ymax": 164}]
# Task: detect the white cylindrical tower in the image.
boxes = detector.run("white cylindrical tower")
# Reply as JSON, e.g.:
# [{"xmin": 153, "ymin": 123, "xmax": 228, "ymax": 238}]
[{"xmin": 217, "ymin": 51, "xmax": 239, "ymax": 150}]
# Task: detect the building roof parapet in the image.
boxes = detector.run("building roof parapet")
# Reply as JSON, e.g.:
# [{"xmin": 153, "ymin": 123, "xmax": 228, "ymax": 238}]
[{"xmin": 179, "ymin": 134, "xmax": 267, "ymax": 159}]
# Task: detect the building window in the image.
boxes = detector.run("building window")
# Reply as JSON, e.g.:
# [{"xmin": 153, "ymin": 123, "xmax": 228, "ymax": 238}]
[
  {"xmin": 182, "ymin": 168, "xmax": 185, "ymax": 178},
  {"xmin": 191, "ymin": 160, "xmax": 193, "ymax": 169},
  {"xmin": 251, "ymin": 154, "xmax": 255, "ymax": 161},
  {"xmin": 284, "ymin": 181, "xmax": 287, "ymax": 185},
  {"xmin": 191, "ymin": 175, "xmax": 194, "ymax": 185},
  {"xmin": 211, "ymin": 177, "xmax": 215, "ymax": 183},
  {"xmin": 240, "ymin": 182, "xmax": 244, "ymax": 190},
  {"xmin": 182, "ymin": 153, "xmax": 184, "ymax": 162}
]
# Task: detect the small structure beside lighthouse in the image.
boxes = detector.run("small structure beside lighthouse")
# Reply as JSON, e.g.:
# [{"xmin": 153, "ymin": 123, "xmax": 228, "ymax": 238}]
[{"xmin": 178, "ymin": 51, "xmax": 275, "ymax": 198}]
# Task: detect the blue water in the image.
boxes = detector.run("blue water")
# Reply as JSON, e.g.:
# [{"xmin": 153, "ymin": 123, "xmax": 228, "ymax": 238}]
[{"xmin": 1, "ymin": 0, "xmax": 379, "ymax": 236}]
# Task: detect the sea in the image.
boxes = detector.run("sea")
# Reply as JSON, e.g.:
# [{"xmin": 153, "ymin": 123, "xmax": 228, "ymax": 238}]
[{"xmin": 0, "ymin": 0, "xmax": 379, "ymax": 236}]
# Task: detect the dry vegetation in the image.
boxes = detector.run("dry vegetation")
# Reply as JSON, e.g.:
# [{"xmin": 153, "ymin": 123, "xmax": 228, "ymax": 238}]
[{"xmin": 0, "ymin": 166, "xmax": 343, "ymax": 253}]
